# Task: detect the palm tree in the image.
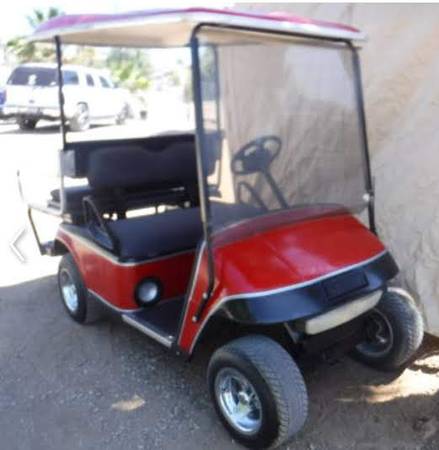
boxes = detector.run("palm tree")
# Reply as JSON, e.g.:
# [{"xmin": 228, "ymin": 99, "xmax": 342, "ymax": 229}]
[
  {"xmin": 26, "ymin": 7, "xmax": 62, "ymax": 30},
  {"xmin": 6, "ymin": 7, "xmax": 64, "ymax": 63}
]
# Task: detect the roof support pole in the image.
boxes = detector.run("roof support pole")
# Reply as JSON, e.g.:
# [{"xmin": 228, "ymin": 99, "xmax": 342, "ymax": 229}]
[
  {"xmin": 349, "ymin": 43, "xmax": 376, "ymax": 234},
  {"xmin": 190, "ymin": 31, "xmax": 216, "ymax": 322},
  {"xmin": 55, "ymin": 35, "xmax": 67, "ymax": 214},
  {"xmin": 55, "ymin": 35, "xmax": 67, "ymax": 149}
]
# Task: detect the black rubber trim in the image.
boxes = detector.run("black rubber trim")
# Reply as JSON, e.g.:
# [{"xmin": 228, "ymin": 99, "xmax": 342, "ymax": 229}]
[{"xmin": 218, "ymin": 252, "xmax": 398, "ymax": 325}]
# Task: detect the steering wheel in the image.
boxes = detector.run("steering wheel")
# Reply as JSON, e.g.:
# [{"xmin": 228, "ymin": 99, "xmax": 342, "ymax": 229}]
[{"xmin": 231, "ymin": 135, "xmax": 282, "ymax": 175}]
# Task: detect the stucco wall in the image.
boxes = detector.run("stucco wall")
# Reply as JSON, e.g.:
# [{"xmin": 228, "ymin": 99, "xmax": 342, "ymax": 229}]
[{"xmin": 235, "ymin": 3, "xmax": 439, "ymax": 334}]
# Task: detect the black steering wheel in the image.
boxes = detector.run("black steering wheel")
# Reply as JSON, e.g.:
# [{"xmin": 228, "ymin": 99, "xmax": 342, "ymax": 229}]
[{"xmin": 231, "ymin": 135, "xmax": 282, "ymax": 175}]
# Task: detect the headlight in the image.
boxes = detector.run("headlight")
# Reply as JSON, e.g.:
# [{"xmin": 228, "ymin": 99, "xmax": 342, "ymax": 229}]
[{"xmin": 135, "ymin": 278, "xmax": 161, "ymax": 306}]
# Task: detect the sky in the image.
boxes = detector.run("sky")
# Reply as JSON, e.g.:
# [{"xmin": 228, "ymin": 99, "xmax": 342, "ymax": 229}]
[{"xmin": 0, "ymin": 0, "xmax": 235, "ymax": 40}]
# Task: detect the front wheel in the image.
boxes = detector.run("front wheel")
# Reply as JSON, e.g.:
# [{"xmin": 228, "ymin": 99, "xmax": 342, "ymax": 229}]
[
  {"xmin": 352, "ymin": 290, "xmax": 424, "ymax": 371},
  {"xmin": 208, "ymin": 335, "xmax": 308, "ymax": 449}
]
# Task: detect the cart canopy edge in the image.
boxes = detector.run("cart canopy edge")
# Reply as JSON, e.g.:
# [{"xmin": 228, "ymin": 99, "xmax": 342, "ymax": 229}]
[{"xmin": 27, "ymin": 7, "xmax": 366, "ymax": 47}]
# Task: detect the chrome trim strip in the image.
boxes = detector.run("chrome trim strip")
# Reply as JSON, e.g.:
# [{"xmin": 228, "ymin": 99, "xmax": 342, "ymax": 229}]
[
  {"xmin": 89, "ymin": 289, "xmax": 142, "ymax": 314},
  {"xmin": 60, "ymin": 224, "xmax": 196, "ymax": 267},
  {"xmin": 122, "ymin": 314, "xmax": 173, "ymax": 348},
  {"xmin": 225, "ymin": 250, "xmax": 387, "ymax": 302},
  {"xmin": 176, "ymin": 241, "xmax": 205, "ymax": 344},
  {"xmin": 187, "ymin": 250, "xmax": 388, "ymax": 354}
]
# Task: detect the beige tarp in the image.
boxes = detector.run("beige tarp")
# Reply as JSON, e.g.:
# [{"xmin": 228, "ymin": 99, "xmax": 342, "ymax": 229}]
[{"xmin": 230, "ymin": 3, "xmax": 439, "ymax": 335}]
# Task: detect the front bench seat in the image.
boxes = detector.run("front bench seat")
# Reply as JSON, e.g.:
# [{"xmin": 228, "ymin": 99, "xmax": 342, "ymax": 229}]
[
  {"xmin": 104, "ymin": 201, "xmax": 262, "ymax": 262},
  {"xmin": 106, "ymin": 207, "xmax": 203, "ymax": 261}
]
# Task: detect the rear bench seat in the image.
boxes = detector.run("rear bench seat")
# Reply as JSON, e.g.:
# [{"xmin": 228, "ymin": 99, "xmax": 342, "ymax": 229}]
[{"xmin": 78, "ymin": 142, "xmax": 203, "ymax": 262}]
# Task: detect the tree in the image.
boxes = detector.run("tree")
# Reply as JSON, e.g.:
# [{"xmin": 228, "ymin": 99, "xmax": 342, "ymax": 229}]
[
  {"xmin": 6, "ymin": 8, "xmax": 64, "ymax": 63},
  {"xmin": 106, "ymin": 48, "xmax": 152, "ymax": 92},
  {"xmin": 26, "ymin": 7, "xmax": 62, "ymax": 30},
  {"xmin": 6, "ymin": 9, "xmax": 153, "ymax": 95}
]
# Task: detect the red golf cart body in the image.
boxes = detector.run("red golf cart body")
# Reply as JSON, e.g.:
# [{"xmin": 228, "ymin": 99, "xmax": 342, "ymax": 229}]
[
  {"xmin": 26, "ymin": 7, "xmax": 397, "ymax": 356},
  {"xmin": 21, "ymin": 9, "xmax": 427, "ymax": 448}
]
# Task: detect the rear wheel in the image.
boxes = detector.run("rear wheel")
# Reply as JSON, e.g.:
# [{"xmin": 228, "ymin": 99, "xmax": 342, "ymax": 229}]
[
  {"xmin": 208, "ymin": 335, "xmax": 308, "ymax": 449},
  {"xmin": 352, "ymin": 290, "xmax": 424, "ymax": 371},
  {"xmin": 17, "ymin": 117, "xmax": 38, "ymax": 130},
  {"xmin": 58, "ymin": 254, "xmax": 101, "ymax": 323},
  {"xmin": 69, "ymin": 103, "xmax": 90, "ymax": 132}
]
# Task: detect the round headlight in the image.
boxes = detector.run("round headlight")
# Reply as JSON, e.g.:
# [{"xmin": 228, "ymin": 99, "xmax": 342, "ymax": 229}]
[{"xmin": 136, "ymin": 279, "xmax": 161, "ymax": 306}]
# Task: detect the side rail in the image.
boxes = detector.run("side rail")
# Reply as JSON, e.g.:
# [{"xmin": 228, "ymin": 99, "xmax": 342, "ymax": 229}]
[{"xmin": 17, "ymin": 170, "xmax": 63, "ymax": 256}]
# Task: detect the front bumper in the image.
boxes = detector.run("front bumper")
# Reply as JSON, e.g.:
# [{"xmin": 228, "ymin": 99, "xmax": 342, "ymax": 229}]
[
  {"xmin": 296, "ymin": 290, "xmax": 382, "ymax": 335},
  {"xmin": 3, "ymin": 105, "xmax": 61, "ymax": 121},
  {"xmin": 220, "ymin": 251, "xmax": 398, "ymax": 325}
]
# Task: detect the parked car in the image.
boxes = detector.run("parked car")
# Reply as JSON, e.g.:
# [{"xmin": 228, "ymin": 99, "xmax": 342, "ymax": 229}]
[
  {"xmin": 3, "ymin": 63, "xmax": 129, "ymax": 131},
  {"xmin": 0, "ymin": 86, "xmax": 6, "ymax": 118}
]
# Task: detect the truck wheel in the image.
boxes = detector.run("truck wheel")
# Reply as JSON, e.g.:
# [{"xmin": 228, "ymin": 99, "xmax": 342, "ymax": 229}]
[
  {"xmin": 352, "ymin": 290, "xmax": 424, "ymax": 371},
  {"xmin": 17, "ymin": 117, "xmax": 38, "ymax": 130},
  {"xmin": 58, "ymin": 254, "xmax": 101, "ymax": 323},
  {"xmin": 208, "ymin": 335, "xmax": 308, "ymax": 449},
  {"xmin": 69, "ymin": 103, "xmax": 90, "ymax": 132},
  {"xmin": 115, "ymin": 104, "xmax": 128, "ymax": 125}
]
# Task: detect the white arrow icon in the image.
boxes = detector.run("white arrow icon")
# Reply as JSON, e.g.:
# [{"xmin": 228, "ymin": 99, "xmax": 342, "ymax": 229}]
[{"xmin": 9, "ymin": 227, "xmax": 26, "ymax": 263}]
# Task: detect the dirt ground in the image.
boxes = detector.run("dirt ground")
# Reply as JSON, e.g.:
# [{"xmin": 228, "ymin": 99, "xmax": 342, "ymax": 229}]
[
  {"xmin": 1, "ymin": 275, "xmax": 439, "ymax": 450},
  {"xmin": 1, "ymin": 122, "xmax": 439, "ymax": 449}
]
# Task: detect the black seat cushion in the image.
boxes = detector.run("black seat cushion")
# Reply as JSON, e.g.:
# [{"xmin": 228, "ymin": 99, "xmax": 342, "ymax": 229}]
[{"xmin": 107, "ymin": 207, "xmax": 203, "ymax": 261}]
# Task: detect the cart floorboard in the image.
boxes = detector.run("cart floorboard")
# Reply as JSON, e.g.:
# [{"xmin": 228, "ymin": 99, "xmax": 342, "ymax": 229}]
[{"xmin": 122, "ymin": 297, "xmax": 184, "ymax": 348}]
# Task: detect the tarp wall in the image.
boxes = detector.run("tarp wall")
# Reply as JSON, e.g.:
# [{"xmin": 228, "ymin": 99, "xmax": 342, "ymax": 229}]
[{"xmin": 234, "ymin": 3, "xmax": 439, "ymax": 334}]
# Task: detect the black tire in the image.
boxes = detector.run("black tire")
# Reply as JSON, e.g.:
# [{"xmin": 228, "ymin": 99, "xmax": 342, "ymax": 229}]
[
  {"xmin": 58, "ymin": 253, "xmax": 101, "ymax": 323},
  {"xmin": 69, "ymin": 103, "xmax": 90, "ymax": 132},
  {"xmin": 208, "ymin": 335, "xmax": 308, "ymax": 449},
  {"xmin": 352, "ymin": 290, "xmax": 424, "ymax": 371},
  {"xmin": 17, "ymin": 117, "xmax": 38, "ymax": 130}
]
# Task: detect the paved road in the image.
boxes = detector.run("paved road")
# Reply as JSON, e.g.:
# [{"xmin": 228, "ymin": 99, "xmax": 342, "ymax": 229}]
[{"xmin": 0, "ymin": 121, "xmax": 438, "ymax": 450}]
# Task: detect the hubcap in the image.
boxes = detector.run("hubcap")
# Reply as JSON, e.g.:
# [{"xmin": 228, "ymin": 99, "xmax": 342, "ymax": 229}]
[
  {"xmin": 357, "ymin": 309, "xmax": 393, "ymax": 357},
  {"xmin": 214, "ymin": 367, "xmax": 262, "ymax": 435},
  {"xmin": 76, "ymin": 104, "xmax": 89, "ymax": 127},
  {"xmin": 60, "ymin": 269, "xmax": 79, "ymax": 313}
]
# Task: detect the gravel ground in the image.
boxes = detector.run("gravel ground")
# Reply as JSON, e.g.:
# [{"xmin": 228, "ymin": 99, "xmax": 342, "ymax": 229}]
[
  {"xmin": 1, "ymin": 275, "xmax": 439, "ymax": 450},
  {"xmin": 1, "ymin": 121, "xmax": 439, "ymax": 450}
]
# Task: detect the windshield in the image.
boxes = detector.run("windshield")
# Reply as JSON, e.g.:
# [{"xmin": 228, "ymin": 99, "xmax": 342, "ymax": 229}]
[
  {"xmin": 7, "ymin": 66, "xmax": 79, "ymax": 86},
  {"xmin": 197, "ymin": 29, "xmax": 368, "ymax": 232}
]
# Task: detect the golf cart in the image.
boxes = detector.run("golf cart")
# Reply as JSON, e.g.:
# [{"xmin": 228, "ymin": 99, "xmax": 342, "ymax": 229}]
[{"xmin": 25, "ymin": 8, "xmax": 424, "ymax": 448}]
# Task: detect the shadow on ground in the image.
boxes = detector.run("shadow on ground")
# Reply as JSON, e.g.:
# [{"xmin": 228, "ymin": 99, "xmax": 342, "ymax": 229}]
[
  {"xmin": 0, "ymin": 123, "xmax": 111, "ymax": 136},
  {"xmin": 0, "ymin": 276, "xmax": 438, "ymax": 450},
  {"xmin": 0, "ymin": 123, "xmax": 61, "ymax": 136}
]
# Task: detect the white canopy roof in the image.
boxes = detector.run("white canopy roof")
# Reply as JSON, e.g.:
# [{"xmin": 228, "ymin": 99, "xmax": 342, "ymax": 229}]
[{"xmin": 29, "ymin": 8, "xmax": 366, "ymax": 47}]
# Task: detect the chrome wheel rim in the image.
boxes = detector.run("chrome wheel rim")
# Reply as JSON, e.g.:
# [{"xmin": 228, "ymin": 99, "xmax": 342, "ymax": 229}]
[
  {"xmin": 60, "ymin": 269, "xmax": 79, "ymax": 313},
  {"xmin": 357, "ymin": 309, "xmax": 394, "ymax": 357},
  {"xmin": 76, "ymin": 104, "xmax": 89, "ymax": 128},
  {"xmin": 214, "ymin": 367, "xmax": 262, "ymax": 435}
]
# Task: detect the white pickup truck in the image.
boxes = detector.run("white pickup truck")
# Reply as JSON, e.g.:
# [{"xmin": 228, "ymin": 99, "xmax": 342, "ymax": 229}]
[{"xmin": 3, "ymin": 63, "xmax": 129, "ymax": 131}]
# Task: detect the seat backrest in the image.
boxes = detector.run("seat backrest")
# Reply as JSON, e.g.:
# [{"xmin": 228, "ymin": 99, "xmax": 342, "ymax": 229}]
[
  {"xmin": 86, "ymin": 143, "xmax": 200, "ymax": 216},
  {"xmin": 87, "ymin": 144, "xmax": 197, "ymax": 191}
]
